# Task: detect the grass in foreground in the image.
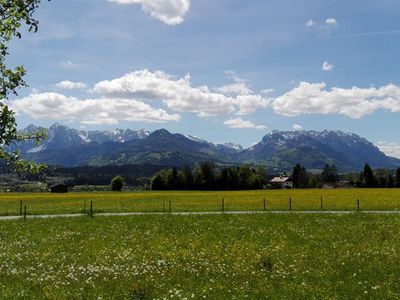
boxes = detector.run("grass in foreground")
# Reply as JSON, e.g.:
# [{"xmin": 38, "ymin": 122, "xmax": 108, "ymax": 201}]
[
  {"xmin": 0, "ymin": 214, "xmax": 400, "ymax": 299},
  {"xmin": 0, "ymin": 189, "xmax": 400, "ymax": 216}
]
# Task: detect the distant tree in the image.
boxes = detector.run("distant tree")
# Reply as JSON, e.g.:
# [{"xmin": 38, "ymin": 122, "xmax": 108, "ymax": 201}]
[
  {"xmin": 362, "ymin": 163, "xmax": 375, "ymax": 188},
  {"xmin": 111, "ymin": 175, "xmax": 124, "ymax": 191},
  {"xmin": 292, "ymin": 164, "xmax": 301, "ymax": 188},
  {"xmin": 151, "ymin": 172, "xmax": 166, "ymax": 190},
  {"xmin": 239, "ymin": 165, "xmax": 252, "ymax": 188},
  {"xmin": 198, "ymin": 162, "xmax": 216, "ymax": 189},
  {"xmin": 182, "ymin": 165, "xmax": 193, "ymax": 188},
  {"xmin": 292, "ymin": 164, "xmax": 309, "ymax": 188},
  {"xmin": 253, "ymin": 166, "xmax": 268, "ymax": 189},
  {"xmin": 396, "ymin": 168, "xmax": 400, "ymax": 188},
  {"xmin": 378, "ymin": 176, "xmax": 387, "ymax": 188},
  {"xmin": 308, "ymin": 174, "xmax": 322, "ymax": 188},
  {"xmin": 225, "ymin": 166, "xmax": 240, "ymax": 190},
  {"xmin": 321, "ymin": 164, "xmax": 338, "ymax": 183},
  {"xmin": 167, "ymin": 167, "xmax": 178, "ymax": 189},
  {"xmin": 255, "ymin": 166, "xmax": 267, "ymax": 180},
  {"xmin": 386, "ymin": 174, "xmax": 394, "ymax": 188}
]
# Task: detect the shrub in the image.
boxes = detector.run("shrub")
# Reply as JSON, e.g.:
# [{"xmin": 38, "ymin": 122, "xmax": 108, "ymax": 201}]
[{"xmin": 111, "ymin": 176, "xmax": 124, "ymax": 191}]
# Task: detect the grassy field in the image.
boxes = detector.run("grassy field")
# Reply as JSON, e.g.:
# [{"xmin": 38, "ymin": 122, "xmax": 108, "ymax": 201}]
[
  {"xmin": 0, "ymin": 189, "xmax": 400, "ymax": 216},
  {"xmin": 1, "ymin": 214, "xmax": 400, "ymax": 299}
]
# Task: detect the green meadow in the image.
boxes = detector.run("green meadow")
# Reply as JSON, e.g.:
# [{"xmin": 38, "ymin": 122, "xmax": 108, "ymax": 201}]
[
  {"xmin": 1, "ymin": 214, "xmax": 400, "ymax": 299},
  {"xmin": 1, "ymin": 190, "xmax": 400, "ymax": 298},
  {"xmin": 0, "ymin": 189, "xmax": 399, "ymax": 216}
]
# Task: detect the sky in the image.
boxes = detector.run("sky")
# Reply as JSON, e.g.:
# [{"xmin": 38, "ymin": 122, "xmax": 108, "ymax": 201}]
[{"xmin": 5, "ymin": 0, "xmax": 400, "ymax": 157}]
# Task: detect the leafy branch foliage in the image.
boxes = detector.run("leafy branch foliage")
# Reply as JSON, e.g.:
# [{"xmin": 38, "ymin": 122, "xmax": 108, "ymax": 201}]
[{"xmin": 0, "ymin": 0, "xmax": 50, "ymax": 173}]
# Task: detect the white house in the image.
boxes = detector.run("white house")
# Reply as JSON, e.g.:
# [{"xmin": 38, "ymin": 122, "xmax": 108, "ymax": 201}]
[{"xmin": 270, "ymin": 176, "xmax": 293, "ymax": 189}]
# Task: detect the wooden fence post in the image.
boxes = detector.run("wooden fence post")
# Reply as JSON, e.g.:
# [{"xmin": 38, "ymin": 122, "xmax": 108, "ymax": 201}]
[
  {"xmin": 357, "ymin": 199, "xmax": 360, "ymax": 212},
  {"xmin": 263, "ymin": 198, "xmax": 266, "ymax": 211},
  {"xmin": 163, "ymin": 200, "xmax": 165, "ymax": 212},
  {"xmin": 90, "ymin": 200, "xmax": 93, "ymax": 217},
  {"xmin": 23, "ymin": 205, "xmax": 27, "ymax": 220},
  {"xmin": 83, "ymin": 199, "xmax": 86, "ymax": 213},
  {"xmin": 320, "ymin": 196, "xmax": 323, "ymax": 211},
  {"xmin": 289, "ymin": 197, "xmax": 292, "ymax": 211},
  {"xmin": 19, "ymin": 200, "xmax": 23, "ymax": 216},
  {"xmin": 222, "ymin": 198, "xmax": 225, "ymax": 212}
]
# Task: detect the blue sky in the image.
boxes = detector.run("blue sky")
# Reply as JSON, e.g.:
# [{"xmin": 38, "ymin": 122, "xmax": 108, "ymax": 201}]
[{"xmin": 6, "ymin": 0, "xmax": 400, "ymax": 157}]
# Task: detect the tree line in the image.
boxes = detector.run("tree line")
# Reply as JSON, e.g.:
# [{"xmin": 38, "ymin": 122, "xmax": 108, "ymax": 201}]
[
  {"xmin": 291, "ymin": 163, "xmax": 400, "ymax": 189},
  {"xmin": 151, "ymin": 163, "xmax": 268, "ymax": 190},
  {"xmin": 151, "ymin": 162, "xmax": 400, "ymax": 190}
]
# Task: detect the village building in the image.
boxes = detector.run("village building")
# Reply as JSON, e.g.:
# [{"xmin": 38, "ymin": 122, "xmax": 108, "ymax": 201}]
[{"xmin": 270, "ymin": 176, "xmax": 293, "ymax": 189}]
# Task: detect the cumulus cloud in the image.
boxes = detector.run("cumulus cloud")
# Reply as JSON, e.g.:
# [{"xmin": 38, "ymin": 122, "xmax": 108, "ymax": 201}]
[
  {"xmin": 108, "ymin": 0, "xmax": 190, "ymax": 25},
  {"xmin": 235, "ymin": 95, "xmax": 270, "ymax": 115},
  {"xmin": 94, "ymin": 70, "xmax": 272, "ymax": 117},
  {"xmin": 271, "ymin": 82, "xmax": 400, "ymax": 118},
  {"xmin": 10, "ymin": 92, "xmax": 180, "ymax": 125},
  {"xmin": 94, "ymin": 70, "xmax": 239, "ymax": 117},
  {"xmin": 260, "ymin": 88, "xmax": 274, "ymax": 95},
  {"xmin": 61, "ymin": 60, "xmax": 82, "ymax": 70},
  {"xmin": 322, "ymin": 61, "xmax": 334, "ymax": 71},
  {"xmin": 376, "ymin": 142, "xmax": 400, "ymax": 159},
  {"xmin": 326, "ymin": 18, "xmax": 338, "ymax": 26},
  {"xmin": 216, "ymin": 82, "xmax": 252, "ymax": 96},
  {"xmin": 306, "ymin": 19, "xmax": 315, "ymax": 27},
  {"xmin": 55, "ymin": 81, "xmax": 88, "ymax": 90},
  {"xmin": 216, "ymin": 70, "xmax": 252, "ymax": 96},
  {"xmin": 293, "ymin": 124, "xmax": 304, "ymax": 131},
  {"xmin": 224, "ymin": 118, "xmax": 266, "ymax": 130}
]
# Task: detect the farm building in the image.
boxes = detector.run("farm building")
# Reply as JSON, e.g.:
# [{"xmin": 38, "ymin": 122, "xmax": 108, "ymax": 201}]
[
  {"xmin": 323, "ymin": 180, "xmax": 354, "ymax": 189},
  {"xmin": 49, "ymin": 183, "xmax": 69, "ymax": 193},
  {"xmin": 270, "ymin": 176, "xmax": 293, "ymax": 189}
]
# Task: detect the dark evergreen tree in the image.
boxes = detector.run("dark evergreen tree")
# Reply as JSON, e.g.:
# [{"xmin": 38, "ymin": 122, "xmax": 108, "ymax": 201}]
[
  {"xmin": 167, "ymin": 167, "xmax": 178, "ymax": 189},
  {"xmin": 396, "ymin": 168, "xmax": 400, "ymax": 188},
  {"xmin": 363, "ymin": 163, "xmax": 375, "ymax": 188},
  {"xmin": 151, "ymin": 173, "xmax": 166, "ymax": 190},
  {"xmin": 378, "ymin": 176, "xmax": 387, "ymax": 188},
  {"xmin": 182, "ymin": 165, "xmax": 193, "ymax": 188},
  {"xmin": 198, "ymin": 162, "xmax": 216, "ymax": 189},
  {"xmin": 291, "ymin": 164, "xmax": 302, "ymax": 188},
  {"xmin": 322, "ymin": 164, "xmax": 338, "ymax": 183},
  {"xmin": 239, "ymin": 165, "xmax": 252, "ymax": 189},
  {"xmin": 292, "ymin": 164, "xmax": 309, "ymax": 188},
  {"xmin": 386, "ymin": 174, "xmax": 394, "ymax": 188}
]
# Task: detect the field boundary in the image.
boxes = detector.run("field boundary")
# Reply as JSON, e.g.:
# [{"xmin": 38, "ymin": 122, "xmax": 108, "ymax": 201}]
[{"xmin": 3, "ymin": 210, "xmax": 400, "ymax": 221}]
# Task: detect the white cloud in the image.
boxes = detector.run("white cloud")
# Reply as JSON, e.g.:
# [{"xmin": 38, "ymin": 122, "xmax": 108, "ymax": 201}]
[
  {"xmin": 55, "ymin": 81, "xmax": 88, "ymax": 90},
  {"xmin": 260, "ymin": 88, "xmax": 274, "ymax": 95},
  {"xmin": 108, "ymin": 0, "xmax": 190, "ymax": 25},
  {"xmin": 322, "ymin": 61, "xmax": 334, "ymax": 71},
  {"xmin": 10, "ymin": 92, "xmax": 180, "ymax": 125},
  {"xmin": 271, "ymin": 82, "xmax": 400, "ymax": 118},
  {"xmin": 376, "ymin": 142, "xmax": 400, "ymax": 159},
  {"xmin": 94, "ymin": 70, "xmax": 272, "ymax": 117},
  {"xmin": 94, "ymin": 70, "xmax": 238, "ymax": 117},
  {"xmin": 216, "ymin": 70, "xmax": 252, "ymax": 96},
  {"xmin": 293, "ymin": 124, "xmax": 303, "ymax": 131},
  {"xmin": 326, "ymin": 18, "xmax": 338, "ymax": 26},
  {"xmin": 224, "ymin": 118, "xmax": 266, "ymax": 130},
  {"xmin": 61, "ymin": 60, "xmax": 82, "ymax": 70},
  {"xmin": 306, "ymin": 19, "xmax": 315, "ymax": 27},
  {"xmin": 216, "ymin": 82, "xmax": 252, "ymax": 96},
  {"xmin": 235, "ymin": 95, "xmax": 270, "ymax": 115}
]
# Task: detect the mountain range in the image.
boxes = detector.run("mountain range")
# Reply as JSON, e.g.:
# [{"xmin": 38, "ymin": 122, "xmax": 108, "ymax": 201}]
[{"xmin": 11, "ymin": 123, "xmax": 400, "ymax": 172}]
